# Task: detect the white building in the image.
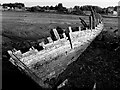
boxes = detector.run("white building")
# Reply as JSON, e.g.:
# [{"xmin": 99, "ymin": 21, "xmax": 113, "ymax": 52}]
[{"xmin": 113, "ymin": 11, "xmax": 118, "ymax": 16}]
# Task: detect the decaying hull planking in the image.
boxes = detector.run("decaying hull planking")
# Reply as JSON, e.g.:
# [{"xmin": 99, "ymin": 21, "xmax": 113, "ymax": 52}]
[{"xmin": 7, "ymin": 9, "xmax": 104, "ymax": 88}]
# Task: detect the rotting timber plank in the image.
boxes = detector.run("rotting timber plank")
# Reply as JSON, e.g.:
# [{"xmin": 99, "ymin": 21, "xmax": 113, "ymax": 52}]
[
  {"xmin": 30, "ymin": 24, "xmax": 103, "ymax": 83},
  {"xmin": 10, "ymin": 53, "xmax": 51, "ymax": 88},
  {"xmin": 9, "ymin": 23, "xmax": 103, "ymax": 88}
]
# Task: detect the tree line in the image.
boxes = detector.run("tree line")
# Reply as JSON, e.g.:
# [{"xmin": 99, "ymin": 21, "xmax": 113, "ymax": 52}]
[
  {"xmin": 2, "ymin": 3, "xmax": 25, "ymax": 9},
  {"xmin": 26, "ymin": 3, "xmax": 105, "ymax": 15},
  {"xmin": 24, "ymin": 4, "xmax": 120, "ymax": 15},
  {"xmin": 2, "ymin": 3, "xmax": 119, "ymax": 15}
]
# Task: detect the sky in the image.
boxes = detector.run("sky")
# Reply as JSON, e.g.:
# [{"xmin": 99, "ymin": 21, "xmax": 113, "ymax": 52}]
[{"xmin": 0, "ymin": 0, "xmax": 119, "ymax": 8}]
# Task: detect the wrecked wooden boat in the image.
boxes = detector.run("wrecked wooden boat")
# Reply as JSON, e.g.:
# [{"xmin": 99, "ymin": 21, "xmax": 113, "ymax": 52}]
[{"xmin": 7, "ymin": 10, "xmax": 104, "ymax": 88}]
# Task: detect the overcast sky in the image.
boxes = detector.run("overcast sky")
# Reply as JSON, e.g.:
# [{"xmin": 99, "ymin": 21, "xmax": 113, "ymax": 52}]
[{"xmin": 0, "ymin": 0, "xmax": 119, "ymax": 8}]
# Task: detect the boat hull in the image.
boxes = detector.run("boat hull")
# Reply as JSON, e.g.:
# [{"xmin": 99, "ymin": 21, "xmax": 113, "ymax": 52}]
[{"xmin": 8, "ymin": 23, "xmax": 104, "ymax": 88}]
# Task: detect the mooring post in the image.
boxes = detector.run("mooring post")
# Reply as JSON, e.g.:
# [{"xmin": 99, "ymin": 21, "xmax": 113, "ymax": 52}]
[
  {"xmin": 90, "ymin": 7, "xmax": 96, "ymax": 29},
  {"xmin": 79, "ymin": 26, "xmax": 81, "ymax": 31},
  {"xmin": 68, "ymin": 26, "xmax": 73, "ymax": 40},
  {"xmin": 47, "ymin": 37, "xmax": 53, "ymax": 43},
  {"xmin": 89, "ymin": 15, "xmax": 93, "ymax": 30},
  {"xmin": 39, "ymin": 42, "xmax": 45, "ymax": 49},
  {"xmin": 53, "ymin": 28, "xmax": 60, "ymax": 40},
  {"xmin": 63, "ymin": 33, "xmax": 67, "ymax": 39},
  {"xmin": 68, "ymin": 26, "xmax": 73, "ymax": 49}
]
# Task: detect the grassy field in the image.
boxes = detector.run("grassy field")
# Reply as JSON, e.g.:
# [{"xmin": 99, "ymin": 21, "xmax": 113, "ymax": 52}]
[
  {"xmin": 2, "ymin": 11, "xmax": 88, "ymax": 40},
  {"xmin": 2, "ymin": 11, "xmax": 118, "ymax": 50},
  {"xmin": 2, "ymin": 11, "xmax": 90, "ymax": 54},
  {"xmin": 2, "ymin": 11, "xmax": 118, "ymax": 40}
]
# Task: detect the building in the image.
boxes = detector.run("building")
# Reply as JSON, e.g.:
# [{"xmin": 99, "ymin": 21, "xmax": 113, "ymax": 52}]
[
  {"xmin": 113, "ymin": 11, "xmax": 117, "ymax": 16},
  {"xmin": 14, "ymin": 7, "xmax": 25, "ymax": 11},
  {"xmin": 107, "ymin": 7, "xmax": 114, "ymax": 13}
]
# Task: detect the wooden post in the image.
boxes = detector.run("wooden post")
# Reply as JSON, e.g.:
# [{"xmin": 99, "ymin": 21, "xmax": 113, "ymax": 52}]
[
  {"xmin": 39, "ymin": 42, "xmax": 45, "ymax": 49},
  {"xmin": 90, "ymin": 8, "xmax": 95, "ymax": 29},
  {"xmin": 68, "ymin": 26, "xmax": 73, "ymax": 49},
  {"xmin": 89, "ymin": 16, "xmax": 91, "ymax": 29},
  {"xmin": 31, "ymin": 46, "xmax": 35, "ymax": 50},
  {"xmin": 47, "ymin": 37, "xmax": 53, "ymax": 43},
  {"xmin": 63, "ymin": 33, "xmax": 67, "ymax": 39},
  {"xmin": 89, "ymin": 15, "xmax": 93, "ymax": 30},
  {"xmin": 53, "ymin": 29, "xmax": 60, "ymax": 40},
  {"xmin": 79, "ymin": 26, "xmax": 81, "ymax": 31},
  {"xmin": 91, "ymin": 16, "xmax": 93, "ymax": 29},
  {"xmin": 79, "ymin": 17, "xmax": 88, "ymax": 28},
  {"xmin": 68, "ymin": 26, "xmax": 72, "ymax": 40}
]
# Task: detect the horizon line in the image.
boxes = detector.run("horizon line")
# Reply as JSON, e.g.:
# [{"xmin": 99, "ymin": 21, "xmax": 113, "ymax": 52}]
[{"xmin": 0, "ymin": 1, "xmax": 118, "ymax": 8}]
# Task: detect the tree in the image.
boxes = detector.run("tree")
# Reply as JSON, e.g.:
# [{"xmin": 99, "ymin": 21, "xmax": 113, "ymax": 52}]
[
  {"xmin": 114, "ymin": 6, "xmax": 120, "ymax": 11},
  {"xmin": 7, "ymin": 3, "xmax": 14, "ymax": 9},
  {"xmin": 46, "ymin": 6, "xmax": 50, "ymax": 10},
  {"xmin": 58, "ymin": 3, "xmax": 63, "ymax": 9},
  {"xmin": 74, "ymin": 6, "xmax": 80, "ymax": 11},
  {"xmin": 80, "ymin": 5, "xmax": 90, "ymax": 11},
  {"xmin": 55, "ymin": 5, "xmax": 58, "ymax": 10},
  {"xmin": 30, "ymin": 6, "xmax": 43, "ymax": 12},
  {"xmin": 57, "ymin": 3, "xmax": 67, "ymax": 13},
  {"xmin": 72, "ymin": 6, "xmax": 84, "ymax": 15},
  {"xmin": 49, "ymin": 6, "xmax": 54, "ymax": 10},
  {"xmin": 93, "ymin": 6, "xmax": 103, "ymax": 13},
  {"xmin": 2, "ymin": 3, "xmax": 25, "ymax": 9},
  {"xmin": 57, "ymin": 3, "xmax": 63, "ymax": 12}
]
